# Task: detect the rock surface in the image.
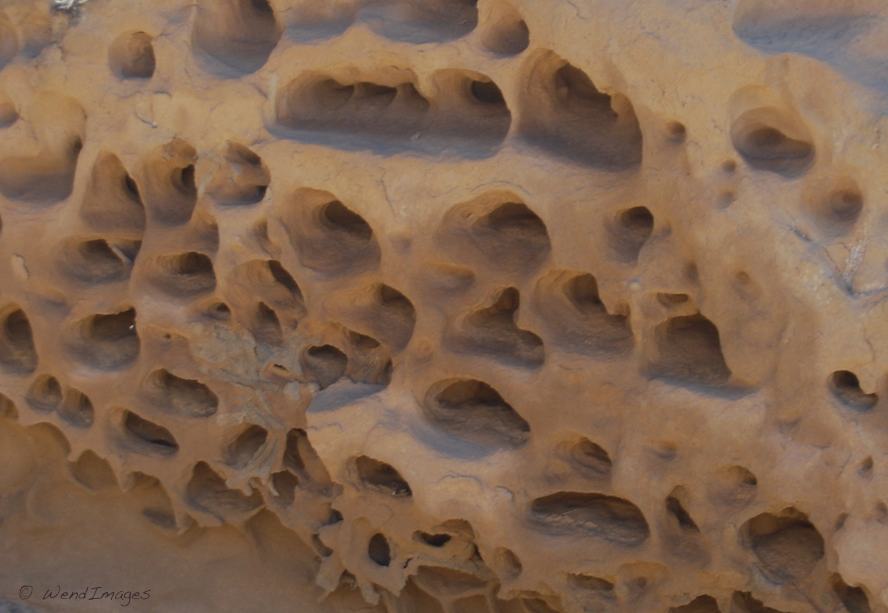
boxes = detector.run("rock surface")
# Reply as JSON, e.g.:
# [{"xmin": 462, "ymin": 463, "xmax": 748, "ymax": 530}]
[{"xmin": 0, "ymin": 0, "xmax": 887, "ymax": 611}]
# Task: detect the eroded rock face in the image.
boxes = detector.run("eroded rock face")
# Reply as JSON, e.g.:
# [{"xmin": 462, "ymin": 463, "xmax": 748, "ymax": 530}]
[{"xmin": 0, "ymin": 0, "xmax": 887, "ymax": 611}]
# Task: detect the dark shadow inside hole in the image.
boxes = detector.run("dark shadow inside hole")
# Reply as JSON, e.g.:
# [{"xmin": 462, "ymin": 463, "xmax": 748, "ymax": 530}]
[
  {"xmin": 368, "ymin": 533, "xmax": 391, "ymax": 566},
  {"xmin": 830, "ymin": 370, "xmax": 878, "ymax": 411}
]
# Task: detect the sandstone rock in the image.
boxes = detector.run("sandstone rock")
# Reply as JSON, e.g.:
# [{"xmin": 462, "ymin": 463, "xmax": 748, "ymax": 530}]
[{"xmin": 0, "ymin": 0, "xmax": 886, "ymax": 611}]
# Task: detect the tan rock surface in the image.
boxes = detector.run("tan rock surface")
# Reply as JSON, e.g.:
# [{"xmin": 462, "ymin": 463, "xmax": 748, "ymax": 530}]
[{"xmin": 0, "ymin": 0, "xmax": 887, "ymax": 611}]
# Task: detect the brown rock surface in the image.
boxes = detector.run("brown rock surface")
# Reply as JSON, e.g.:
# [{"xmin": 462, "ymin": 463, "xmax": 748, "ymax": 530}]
[{"xmin": 0, "ymin": 0, "xmax": 887, "ymax": 611}]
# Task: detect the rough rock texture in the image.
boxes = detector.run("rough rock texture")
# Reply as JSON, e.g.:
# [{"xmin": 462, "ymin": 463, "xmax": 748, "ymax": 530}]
[{"xmin": 0, "ymin": 0, "xmax": 887, "ymax": 611}]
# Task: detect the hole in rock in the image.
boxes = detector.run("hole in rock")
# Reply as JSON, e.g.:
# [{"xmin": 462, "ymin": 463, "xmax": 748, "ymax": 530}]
[
  {"xmin": 731, "ymin": 107, "xmax": 814, "ymax": 177},
  {"xmin": 141, "ymin": 139, "xmax": 198, "ymax": 225},
  {"xmin": 424, "ymin": 379, "xmax": 530, "ymax": 449},
  {"xmin": 670, "ymin": 595, "xmax": 720, "ymax": 612},
  {"xmin": 109, "ymin": 31, "xmax": 155, "ymax": 79},
  {"xmin": 71, "ymin": 450, "xmax": 117, "ymax": 490},
  {"xmin": 0, "ymin": 393, "xmax": 14, "ymax": 419},
  {"xmin": 808, "ymin": 183, "xmax": 864, "ymax": 239},
  {"xmin": 0, "ymin": 96, "xmax": 15, "ymax": 127},
  {"xmin": 424, "ymin": 262, "xmax": 477, "ymax": 296},
  {"xmin": 568, "ymin": 437, "xmax": 613, "ymax": 478},
  {"xmin": 27, "ymin": 375, "xmax": 62, "ymax": 411},
  {"xmin": 519, "ymin": 51, "xmax": 643, "ymax": 169},
  {"xmin": 666, "ymin": 488, "xmax": 700, "ymax": 532},
  {"xmin": 284, "ymin": 429, "xmax": 332, "ymax": 488},
  {"xmin": 340, "ymin": 284, "xmax": 416, "ymax": 351},
  {"xmin": 439, "ymin": 195, "xmax": 551, "ymax": 277},
  {"xmin": 520, "ymin": 597, "xmax": 562, "ymax": 613},
  {"xmin": 419, "ymin": 70, "xmax": 515, "ymax": 150},
  {"xmin": 718, "ymin": 190, "xmax": 736, "ymax": 208},
  {"xmin": 0, "ymin": 103, "xmax": 85, "ymax": 203},
  {"xmin": 650, "ymin": 313, "xmax": 732, "ymax": 387},
  {"xmin": 0, "ymin": 307, "xmax": 38, "ymax": 374},
  {"xmin": 283, "ymin": 429, "xmax": 308, "ymax": 473},
  {"xmin": 145, "ymin": 369, "xmax": 218, "ymax": 418},
  {"xmin": 482, "ymin": 2, "xmax": 529, "ymax": 55},
  {"xmin": 186, "ymin": 462, "xmax": 262, "ymax": 519},
  {"xmin": 470, "ymin": 78, "xmax": 506, "ymax": 106},
  {"xmin": 208, "ymin": 142, "xmax": 269, "ymax": 205},
  {"xmin": 825, "ymin": 188, "xmax": 864, "ymax": 223},
  {"xmin": 568, "ymin": 574, "xmax": 615, "ymax": 593},
  {"xmin": 415, "ymin": 532, "xmax": 451, "ymax": 547},
  {"xmin": 323, "ymin": 200, "xmax": 373, "ymax": 238},
  {"xmin": 357, "ymin": 0, "xmax": 478, "ymax": 44},
  {"xmin": 529, "ymin": 492, "xmax": 650, "ymax": 546},
  {"xmin": 176, "ymin": 166, "xmax": 196, "ymax": 201},
  {"xmin": 270, "ymin": 471, "xmax": 298, "ymax": 506},
  {"xmin": 251, "ymin": 302, "xmax": 283, "ymax": 345},
  {"xmin": 709, "ymin": 465, "xmax": 757, "ymax": 507},
  {"xmin": 226, "ymin": 424, "xmax": 268, "ymax": 468},
  {"xmin": 829, "ymin": 370, "xmax": 878, "ymax": 411},
  {"xmin": 80, "ymin": 152, "xmax": 146, "ymax": 233},
  {"xmin": 279, "ymin": 190, "xmax": 380, "ymax": 277},
  {"xmin": 658, "ymin": 292, "xmax": 690, "ymax": 306},
  {"xmin": 455, "ymin": 199, "xmax": 568, "ymax": 279},
  {"xmin": 59, "ymin": 388, "xmax": 95, "ymax": 428},
  {"xmin": 471, "ymin": 201, "xmax": 550, "ymax": 273},
  {"xmin": 71, "ymin": 308, "xmax": 140, "ymax": 370},
  {"xmin": 446, "ymin": 287, "xmax": 544, "ymax": 369},
  {"xmin": 274, "ymin": 68, "xmax": 508, "ymax": 155},
  {"xmin": 312, "ymin": 534, "xmax": 333, "ymax": 558},
  {"xmin": 192, "ymin": 0, "xmax": 281, "ymax": 75},
  {"xmin": 149, "ymin": 252, "xmax": 216, "ymax": 298},
  {"xmin": 741, "ymin": 508, "xmax": 824, "ymax": 583},
  {"xmin": 831, "ymin": 573, "xmax": 872, "ymax": 613},
  {"xmin": 123, "ymin": 410, "xmax": 178, "ymax": 455},
  {"xmin": 379, "ymin": 285, "xmax": 417, "ymax": 343},
  {"xmin": 203, "ymin": 302, "xmax": 231, "ymax": 321},
  {"xmin": 494, "ymin": 547, "xmax": 523, "ymax": 579},
  {"xmin": 348, "ymin": 330, "xmax": 381, "ymax": 350},
  {"xmin": 859, "ymin": 457, "xmax": 874, "ymax": 478},
  {"xmin": 343, "ymin": 329, "xmax": 392, "ymax": 385},
  {"xmin": 538, "ymin": 272, "xmax": 632, "ymax": 356},
  {"xmin": 649, "ymin": 440, "xmax": 678, "ymax": 461},
  {"xmin": 368, "ymin": 533, "xmax": 391, "ymax": 567},
  {"xmin": 355, "ymin": 455, "xmax": 412, "ymax": 497},
  {"xmin": 377, "ymin": 360, "xmax": 394, "ymax": 387},
  {"xmin": 301, "ymin": 345, "xmax": 347, "ymax": 389},
  {"xmin": 566, "ymin": 574, "xmax": 617, "ymax": 610},
  {"xmin": 60, "ymin": 238, "xmax": 132, "ymax": 284},
  {"xmin": 566, "ymin": 274, "xmax": 622, "ymax": 317},
  {"xmin": 227, "ymin": 260, "xmax": 305, "ymax": 327},
  {"xmin": 876, "ymin": 502, "xmax": 888, "ymax": 524},
  {"xmin": 666, "ymin": 121, "xmax": 687, "ymax": 144},
  {"xmin": 192, "ymin": 212, "xmax": 220, "ymax": 253},
  {"xmin": 610, "ymin": 206, "xmax": 654, "ymax": 263},
  {"xmin": 262, "ymin": 362, "xmax": 291, "ymax": 382},
  {"xmin": 731, "ymin": 591, "xmax": 791, "ymax": 613},
  {"xmin": 268, "ymin": 261, "xmax": 302, "ymax": 300}
]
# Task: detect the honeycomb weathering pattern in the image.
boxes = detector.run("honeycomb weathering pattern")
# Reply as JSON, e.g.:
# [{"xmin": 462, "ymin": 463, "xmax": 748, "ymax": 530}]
[{"xmin": 0, "ymin": 0, "xmax": 886, "ymax": 611}]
